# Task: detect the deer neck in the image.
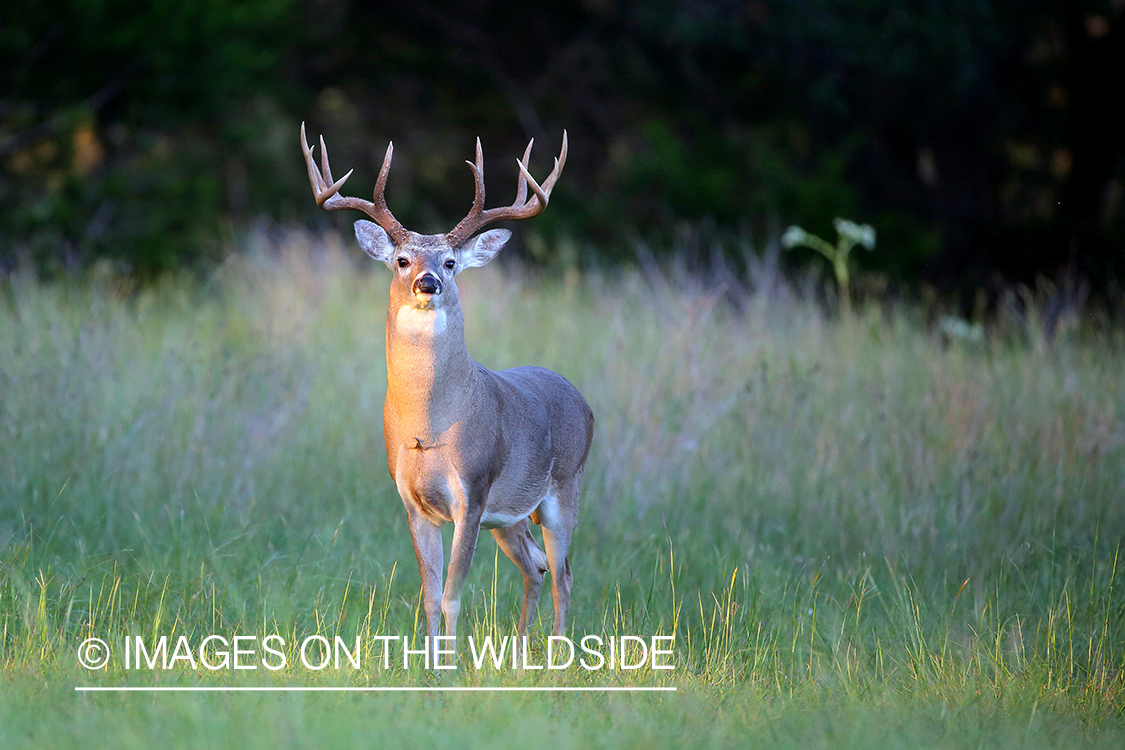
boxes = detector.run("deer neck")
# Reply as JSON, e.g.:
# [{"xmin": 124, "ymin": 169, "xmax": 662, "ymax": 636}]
[{"xmin": 384, "ymin": 301, "xmax": 476, "ymax": 439}]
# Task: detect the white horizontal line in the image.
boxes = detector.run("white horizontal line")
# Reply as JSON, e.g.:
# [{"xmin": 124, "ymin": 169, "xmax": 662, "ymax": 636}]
[{"xmin": 75, "ymin": 685, "xmax": 676, "ymax": 693}]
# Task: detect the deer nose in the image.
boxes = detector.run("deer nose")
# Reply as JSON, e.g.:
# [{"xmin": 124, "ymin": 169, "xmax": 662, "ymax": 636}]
[{"xmin": 413, "ymin": 273, "xmax": 442, "ymax": 295}]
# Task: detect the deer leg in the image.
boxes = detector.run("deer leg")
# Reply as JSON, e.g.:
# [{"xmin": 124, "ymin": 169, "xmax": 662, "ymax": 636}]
[
  {"xmin": 405, "ymin": 506, "xmax": 443, "ymax": 665},
  {"xmin": 540, "ymin": 526, "xmax": 574, "ymax": 636},
  {"xmin": 491, "ymin": 520, "xmax": 549, "ymax": 637},
  {"xmin": 540, "ymin": 484, "xmax": 578, "ymax": 636},
  {"xmin": 442, "ymin": 506, "xmax": 483, "ymax": 657}
]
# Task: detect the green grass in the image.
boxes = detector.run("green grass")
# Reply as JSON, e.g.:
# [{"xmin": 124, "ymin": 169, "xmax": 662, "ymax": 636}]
[{"xmin": 1, "ymin": 232, "xmax": 1123, "ymax": 747}]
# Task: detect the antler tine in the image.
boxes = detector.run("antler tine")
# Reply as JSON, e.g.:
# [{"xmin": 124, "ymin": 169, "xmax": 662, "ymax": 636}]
[
  {"xmin": 516, "ymin": 159, "xmax": 547, "ymax": 209},
  {"xmin": 372, "ymin": 143, "xmax": 399, "ymax": 212},
  {"xmin": 463, "ymin": 137, "xmax": 486, "ymax": 214},
  {"xmin": 446, "ymin": 130, "xmax": 568, "ymax": 247},
  {"xmin": 301, "ymin": 122, "xmax": 327, "ymax": 196},
  {"xmin": 299, "ymin": 123, "xmax": 408, "ymax": 243},
  {"xmin": 542, "ymin": 129, "xmax": 568, "ymax": 194},
  {"xmin": 514, "ymin": 139, "xmax": 533, "ymax": 206},
  {"xmin": 319, "ymin": 134, "xmax": 334, "ymax": 184}
]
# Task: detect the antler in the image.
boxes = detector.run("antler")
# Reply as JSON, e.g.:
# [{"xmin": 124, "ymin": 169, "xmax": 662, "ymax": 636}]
[
  {"xmin": 300, "ymin": 122, "xmax": 409, "ymax": 244},
  {"xmin": 445, "ymin": 131, "xmax": 568, "ymax": 248}
]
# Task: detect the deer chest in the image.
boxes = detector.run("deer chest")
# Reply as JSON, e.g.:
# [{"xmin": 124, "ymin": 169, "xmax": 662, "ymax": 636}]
[{"xmin": 393, "ymin": 443, "xmax": 463, "ymax": 524}]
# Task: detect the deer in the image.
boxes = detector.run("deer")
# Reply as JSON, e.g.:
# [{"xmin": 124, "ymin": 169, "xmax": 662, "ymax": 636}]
[{"xmin": 300, "ymin": 123, "xmax": 594, "ymax": 666}]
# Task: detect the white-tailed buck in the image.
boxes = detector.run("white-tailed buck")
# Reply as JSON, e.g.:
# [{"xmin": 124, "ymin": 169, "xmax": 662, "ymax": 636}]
[{"xmin": 301, "ymin": 124, "xmax": 594, "ymax": 662}]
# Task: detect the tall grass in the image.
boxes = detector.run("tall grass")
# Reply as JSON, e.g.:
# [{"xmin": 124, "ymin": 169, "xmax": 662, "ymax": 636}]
[{"xmin": 0, "ymin": 231, "xmax": 1123, "ymax": 747}]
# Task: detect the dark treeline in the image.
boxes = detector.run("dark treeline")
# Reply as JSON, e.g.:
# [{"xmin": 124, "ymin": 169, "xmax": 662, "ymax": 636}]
[{"xmin": 1, "ymin": 0, "xmax": 1122, "ymax": 294}]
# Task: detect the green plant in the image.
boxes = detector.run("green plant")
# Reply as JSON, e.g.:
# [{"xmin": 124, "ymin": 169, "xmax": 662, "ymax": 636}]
[{"xmin": 782, "ymin": 218, "xmax": 876, "ymax": 315}]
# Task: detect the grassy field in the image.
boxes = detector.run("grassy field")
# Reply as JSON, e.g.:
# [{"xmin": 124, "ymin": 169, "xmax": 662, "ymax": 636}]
[{"xmin": 1, "ymin": 232, "xmax": 1123, "ymax": 748}]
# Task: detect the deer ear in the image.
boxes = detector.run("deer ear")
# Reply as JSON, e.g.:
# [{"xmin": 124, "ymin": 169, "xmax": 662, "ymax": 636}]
[
  {"xmin": 354, "ymin": 220, "xmax": 397, "ymax": 266},
  {"xmin": 457, "ymin": 229, "xmax": 511, "ymax": 272}
]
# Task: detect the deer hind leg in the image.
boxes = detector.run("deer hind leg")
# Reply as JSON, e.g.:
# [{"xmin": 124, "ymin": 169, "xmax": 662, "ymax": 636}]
[
  {"xmin": 539, "ymin": 480, "xmax": 579, "ymax": 637},
  {"xmin": 491, "ymin": 519, "xmax": 549, "ymax": 638}
]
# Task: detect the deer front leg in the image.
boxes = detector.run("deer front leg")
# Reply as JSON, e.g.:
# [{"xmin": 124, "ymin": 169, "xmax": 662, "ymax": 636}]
[
  {"xmin": 442, "ymin": 504, "xmax": 483, "ymax": 654},
  {"xmin": 405, "ymin": 506, "xmax": 443, "ymax": 665}
]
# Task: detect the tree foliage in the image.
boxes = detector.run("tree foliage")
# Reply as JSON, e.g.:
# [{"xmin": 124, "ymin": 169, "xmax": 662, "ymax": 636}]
[{"xmin": 2, "ymin": 0, "xmax": 1122, "ymax": 289}]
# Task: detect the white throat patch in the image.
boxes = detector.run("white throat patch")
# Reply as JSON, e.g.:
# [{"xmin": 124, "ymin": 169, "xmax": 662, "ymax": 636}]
[{"xmin": 395, "ymin": 305, "xmax": 447, "ymax": 337}]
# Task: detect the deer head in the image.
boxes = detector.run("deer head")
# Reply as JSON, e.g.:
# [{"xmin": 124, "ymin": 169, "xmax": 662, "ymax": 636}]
[{"xmin": 301, "ymin": 123, "xmax": 566, "ymax": 314}]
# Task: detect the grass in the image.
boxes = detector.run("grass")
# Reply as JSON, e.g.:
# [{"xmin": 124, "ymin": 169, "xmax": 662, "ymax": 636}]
[{"xmin": 1, "ymin": 230, "xmax": 1123, "ymax": 747}]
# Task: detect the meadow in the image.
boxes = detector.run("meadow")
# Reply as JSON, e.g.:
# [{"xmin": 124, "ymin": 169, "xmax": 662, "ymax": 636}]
[{"xmin": 1, "ymin": 231, "xmax": 1123, "ymax": 748}]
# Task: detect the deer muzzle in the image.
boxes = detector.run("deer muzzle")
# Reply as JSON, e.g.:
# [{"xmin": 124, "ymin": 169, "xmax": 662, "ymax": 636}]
[{"xmin": 413, "ymin": 273, "xmax": 442, "ymax": 296}]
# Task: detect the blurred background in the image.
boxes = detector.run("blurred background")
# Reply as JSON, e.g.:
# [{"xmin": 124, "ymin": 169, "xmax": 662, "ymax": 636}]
[{"xmin": 1, "ymin": 0, "xmax": 1122, "ymax": 300}]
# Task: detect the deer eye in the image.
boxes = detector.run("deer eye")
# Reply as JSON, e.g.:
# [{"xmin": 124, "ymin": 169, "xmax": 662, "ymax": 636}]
[
  {"xmin": 444, "ymin": 259, "xmax": 455, "ymax": 270},
  {"xmin": 396, "ymin": 257, "xmax": 409, "ymax": 268}
]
